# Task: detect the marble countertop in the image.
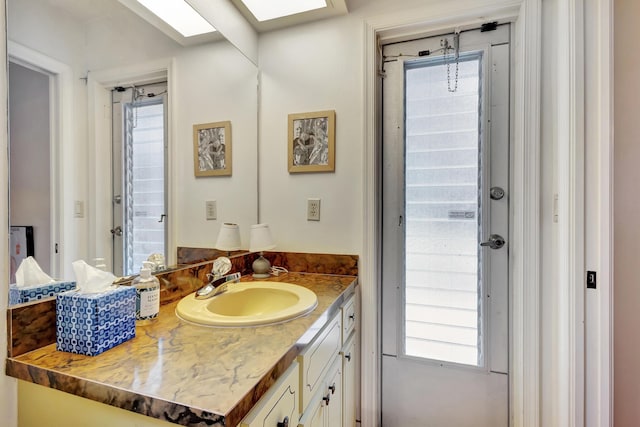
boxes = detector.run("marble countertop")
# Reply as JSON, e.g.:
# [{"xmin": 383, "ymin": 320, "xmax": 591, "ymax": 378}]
[{"xmin": 6, "ymin": 272, "xmax": 357, "ymax": 427}]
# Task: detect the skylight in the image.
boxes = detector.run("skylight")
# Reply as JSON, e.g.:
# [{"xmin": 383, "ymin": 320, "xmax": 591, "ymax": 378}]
[
  {"xmin": 240, "ymin": 0, "xmax": 327, "ymax": 22},
  {"xmin": 136, "ymin": 0, "xmax": 216, "ymax": 37}
]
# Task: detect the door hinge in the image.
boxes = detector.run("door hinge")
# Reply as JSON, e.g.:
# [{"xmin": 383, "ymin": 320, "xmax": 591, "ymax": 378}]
[{"xmin": 481, "ymin": 21, "xmax": 499, "ymax": 32}]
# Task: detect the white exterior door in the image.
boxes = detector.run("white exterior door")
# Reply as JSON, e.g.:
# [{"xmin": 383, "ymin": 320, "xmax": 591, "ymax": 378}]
[{"xmin": 381, "ymin": 25, "xmax": 511, "ymax": 426}]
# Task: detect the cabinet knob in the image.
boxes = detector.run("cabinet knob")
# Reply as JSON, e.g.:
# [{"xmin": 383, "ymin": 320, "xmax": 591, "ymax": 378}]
[
  {"xmin": 345, "ymin": 352, "xmax": 352, "ymax": 362},
  {"xmin": 329, "ymin": 383, "xmax": 336, "ymax": 394},
  {"xmin": 322, "ymin": 394, "xmax": 331, "ymax": 406},
  {"xmin": 277, "ymin": 416, "xmax": 289, "ymax": 427}
]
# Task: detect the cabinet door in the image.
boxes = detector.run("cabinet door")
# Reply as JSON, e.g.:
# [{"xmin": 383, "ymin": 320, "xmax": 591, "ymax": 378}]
[
  {"xmin": 297, "ymin": 396, "xmax": 325, "ymax": 427},
  {"xmin": 342, "ymin": 335, "xmax": 356, "ymax": 427},
  {"xmin": 298, "ymin": 312, "xmax": 342, "ymax": 411},
  {"xmin": 240, "ymin": 362, "xmax": 299, "ymax": 427},
  {"xmin": 324, "ymin": 358, "xmax": 343, "ymax": 427}
]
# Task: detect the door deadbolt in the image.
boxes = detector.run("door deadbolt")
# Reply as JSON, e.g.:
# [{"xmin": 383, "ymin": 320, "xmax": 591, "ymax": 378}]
[
  {"xmin": 480, "ymin": 234, "xmax": 505, "ymax": 250},
  {"xmin": 110, "ymin": 226, "xmax": 123, "ymax": 237},
  {"xmin": 490, "ymin": 187, "xmax": 505, "ymax": 200}
]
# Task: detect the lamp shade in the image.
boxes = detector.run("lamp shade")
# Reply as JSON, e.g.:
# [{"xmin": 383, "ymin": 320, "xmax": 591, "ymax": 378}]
[
  {"xmin": 249, "ymin": 223, "xmax": 276, "ymax": 252},
  {"xmin": 215, "ymin": 223, "xmax": 241, "ymax": 251}
]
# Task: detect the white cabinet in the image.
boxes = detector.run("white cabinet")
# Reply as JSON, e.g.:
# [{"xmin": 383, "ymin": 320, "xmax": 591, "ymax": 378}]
[
  {"xmin": 341, "ymin": 334, "xmax": 357, "ymax": 427},
  {"xmin": 298, "ymin": 311, "xmax": 342, "ymax": 411},
  {"xmin": 299, "ymin": 293, "xmax": 357, "ymax": 427},
  {"xmin": 240, "ymin": 362, "xmax": 300, "ymax": 427},
  {"xmin": 240, "ymin": 290, "xmax": 359, "ymax": 427},
  {"xmin": 298, "ymin": 357, "xmax": 342, "ymax": 427},
  {"xmin": 325, "ymin": 357, "xmax": 343, "ymax": 426}
]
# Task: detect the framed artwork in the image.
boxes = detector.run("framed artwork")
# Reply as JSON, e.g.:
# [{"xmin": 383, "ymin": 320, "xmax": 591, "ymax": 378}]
[
  {"xmin": 288, "ymin": 110, "xmax": 335, "ymax": 173},
  {"xmin": 193, "ymin": 121, "xmax": 232, "ymax": 177}
]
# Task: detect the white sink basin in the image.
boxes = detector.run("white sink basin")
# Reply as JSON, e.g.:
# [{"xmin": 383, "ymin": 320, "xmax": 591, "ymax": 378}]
[{"xmin": 176, "ymin": 281, "xmax": 318, "ymax": 327}]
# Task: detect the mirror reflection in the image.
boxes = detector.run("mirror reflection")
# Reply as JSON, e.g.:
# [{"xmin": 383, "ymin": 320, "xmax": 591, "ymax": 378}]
[{"xmin": 7, "ymin": 0, "xmax": 258, "ymax": 292}]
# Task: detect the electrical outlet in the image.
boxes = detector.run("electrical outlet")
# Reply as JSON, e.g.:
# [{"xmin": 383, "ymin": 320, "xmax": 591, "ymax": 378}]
[
  {"xmin": 307, "ymin": 198, "xmax": 321, "ymax": 221},
  {"xmin": 205, "ymin": 200, "xmax": 217, "ymax": 220}
]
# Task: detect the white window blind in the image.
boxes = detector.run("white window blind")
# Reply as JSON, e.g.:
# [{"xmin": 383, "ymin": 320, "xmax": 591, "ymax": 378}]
[{"xmin": 404, "ymin": 56, "xmax": 483, "ymax": 366}]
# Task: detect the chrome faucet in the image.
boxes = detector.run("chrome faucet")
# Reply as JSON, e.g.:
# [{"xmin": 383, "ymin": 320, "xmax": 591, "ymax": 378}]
[{"xmin": 195, "ymin": 272, "xmax": 241, "ymax": 300}]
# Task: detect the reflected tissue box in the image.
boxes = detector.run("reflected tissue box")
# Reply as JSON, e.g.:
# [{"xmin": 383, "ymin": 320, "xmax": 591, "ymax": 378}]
[
  {"xmin": 56, "ymin": 286, "xmax": 136, "ymax": 356},
  {"xmin": 9, "ymin": 281, "xmax": 76, "ymax": 305}
]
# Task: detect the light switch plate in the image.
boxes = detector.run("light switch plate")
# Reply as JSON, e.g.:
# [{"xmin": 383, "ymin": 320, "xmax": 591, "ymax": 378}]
[
  {"xmin": 74, "ymin": 200, "xmax": 84, "ymax": 218},
  {"xmin": 206, "ymin": 200, "xmax": 217, "ymax": 220}
]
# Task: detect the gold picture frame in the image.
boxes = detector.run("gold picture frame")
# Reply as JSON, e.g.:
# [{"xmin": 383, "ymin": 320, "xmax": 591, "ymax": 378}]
[
  {"xmin": 288, "ymin": 110, "xmax": 335, "ymax": 173},
  {"xmin": 193, "ymin": 121, "xmax": 232, "ymax": 177}
]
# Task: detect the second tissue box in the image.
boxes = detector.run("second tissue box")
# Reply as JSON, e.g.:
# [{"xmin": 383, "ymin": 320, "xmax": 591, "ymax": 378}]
[
  {"xmin": 9, "ymin": 281, "xmax": 76, "ymax": 305},
  {"xmin": 56, "ymin": 286, "xmax": 136, "ymax": 356}
]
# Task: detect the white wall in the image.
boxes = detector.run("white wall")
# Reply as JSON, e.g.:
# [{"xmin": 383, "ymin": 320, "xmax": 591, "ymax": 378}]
[
  {"xmin": 258, "ymin": 14, "xmax": 362, "ymax": 254},
  {"xmin": 173, "ymin": 42, "xmax": 258, "ymax": 248}
]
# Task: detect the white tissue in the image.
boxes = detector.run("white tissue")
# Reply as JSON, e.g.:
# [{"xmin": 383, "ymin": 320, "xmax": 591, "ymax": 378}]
[
  {"xmin": 146, "ymin": 253, "xmax": 166, "ymax": 271},
  {"xmin": 72, "ymin": 260, "xmax": 117, "ymax": 293},
  {"xmin": 14, "ymin": 256, "xmax": 55, "ymax": 288}
]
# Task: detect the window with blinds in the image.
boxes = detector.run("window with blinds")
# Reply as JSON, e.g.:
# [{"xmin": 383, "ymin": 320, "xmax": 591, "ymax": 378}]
[
  {"xmin": 403, "ymin": 55, "xmax": 483, "ymax": 366},
  {"xmin": 123, "ymin": 100, "xmax": 166, "ymax": 275}
]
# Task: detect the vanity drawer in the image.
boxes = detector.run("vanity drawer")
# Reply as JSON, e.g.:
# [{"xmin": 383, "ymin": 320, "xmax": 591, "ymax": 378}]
[
  {"xmin": 239, "ymin": 361, "xmax": 299, "ymax": 427},
  {"xmin": 297, "ymin": 311, "xmax": 342, "ymax": 412},
  {"xmin": 341, "ymin": 294, "xmax": 356, "ymax": 343}
]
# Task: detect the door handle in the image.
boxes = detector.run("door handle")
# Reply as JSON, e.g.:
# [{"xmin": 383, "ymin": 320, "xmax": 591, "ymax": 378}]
[
  {"xmin": 480, "ymin": 234, "xmax": 505, "ymax": 249},
  {"xmin": 110, "ymin": 226, "xmax": 123, "ymax": 237}
]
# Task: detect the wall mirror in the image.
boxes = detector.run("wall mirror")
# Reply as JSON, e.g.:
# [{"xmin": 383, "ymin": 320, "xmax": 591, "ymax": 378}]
[{"xmin": 7, "ymin": 0, "xmax": 259, "ymax": 292}]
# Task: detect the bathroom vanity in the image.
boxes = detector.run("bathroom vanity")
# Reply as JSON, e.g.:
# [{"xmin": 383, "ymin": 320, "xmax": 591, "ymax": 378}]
[{"xmin": 5, "ymin": 253, "xmax": 359, "ymax": 427}]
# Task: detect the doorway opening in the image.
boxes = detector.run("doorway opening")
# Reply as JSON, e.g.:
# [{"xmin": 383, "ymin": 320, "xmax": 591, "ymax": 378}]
[{"xmin": 8, "ymin": 61, "xmax": 56, "ymax": 282}]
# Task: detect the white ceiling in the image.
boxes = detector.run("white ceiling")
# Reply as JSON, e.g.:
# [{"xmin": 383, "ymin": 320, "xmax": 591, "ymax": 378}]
[
  {"xmin": 43, "ymin": 0, "xmax": 350, "ymax": 32},
  {"xmin": 45, "ymin": 0, "xmax": 123, "ymax": 23}
]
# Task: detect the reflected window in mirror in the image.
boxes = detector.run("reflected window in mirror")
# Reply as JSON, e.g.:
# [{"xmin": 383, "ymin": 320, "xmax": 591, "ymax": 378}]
[{"xmin": 112, "ymin": 82, "xmax": 168, "ymax": 276}]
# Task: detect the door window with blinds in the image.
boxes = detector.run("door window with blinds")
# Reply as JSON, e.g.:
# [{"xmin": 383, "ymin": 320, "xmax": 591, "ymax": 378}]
[
  {"xmin": 404, "ymin": 55, "xmax": 484, "ymax": 366},
  {"xmin": 112, "ymin": 82, "xmax": 168, "ymax": 276}
]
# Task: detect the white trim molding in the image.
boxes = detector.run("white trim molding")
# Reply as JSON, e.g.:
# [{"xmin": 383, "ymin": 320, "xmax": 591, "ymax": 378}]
[
  {"xmin": 510, "ymin": 1, "xmax": 541, "ymax": 425},
  {"xmin": 584, "ymin": 0, "xmax": 614, "ymax": 424},
  {"xmin": 553, "ymin": 0, "xmax": 586, "ymax": 424},
  {"xmin": 361, "ymin": 1, "xmax": 541, "ymax": 426}
]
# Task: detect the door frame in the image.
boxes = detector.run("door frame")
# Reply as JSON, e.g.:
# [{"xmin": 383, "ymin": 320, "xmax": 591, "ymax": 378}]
[
  {"xmin": 7, "ymin": 41, "xmax": 73, "ymax": 280},
  {"xmin": 360, "ymin": 0, "xmax": 612, "ymax": 426},
  {"xmin": 87, "ymin": 59, "xmax": 177, "ymax": 271}
]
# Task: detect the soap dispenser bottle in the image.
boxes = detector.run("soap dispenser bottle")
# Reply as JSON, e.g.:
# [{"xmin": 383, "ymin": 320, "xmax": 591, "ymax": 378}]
[{"xmin": 132, "ymin": 261, "xmax": 160, "ymax": 323}]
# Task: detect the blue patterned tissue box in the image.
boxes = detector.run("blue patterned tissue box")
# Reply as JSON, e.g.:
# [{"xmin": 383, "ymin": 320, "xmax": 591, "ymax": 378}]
[
  {"xmin": 56, "ymin": 286, "xmax": 136, "ymax": 356},
  {"xmin": 9, "ymin": 281, "xmax": 76, "ymax": 305}
]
